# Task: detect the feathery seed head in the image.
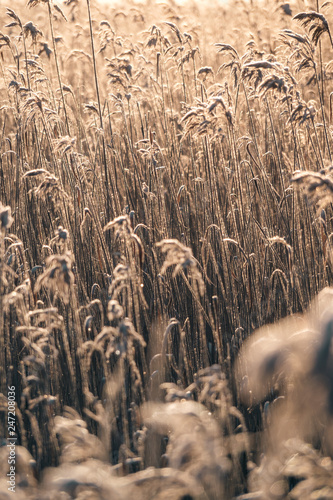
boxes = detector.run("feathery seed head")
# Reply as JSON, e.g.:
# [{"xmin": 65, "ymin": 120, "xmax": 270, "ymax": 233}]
[
  {"xmin": 0, "ymin": 203, "xmax": 13, "ymax": 230},
  {"xmin": 107, "ymin": 299, "xmax": 124, "ymax": 321},
  {"xmin": 157, "ymin": 238, "xmax": 205, "ymax": 294},
  {"xmin": 35, "ymin": 252, "xmax": 74, "ymax": 304}
]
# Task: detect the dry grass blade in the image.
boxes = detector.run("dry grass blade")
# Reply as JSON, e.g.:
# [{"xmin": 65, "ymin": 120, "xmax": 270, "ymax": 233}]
[{"xmin": 22, "ymin": 169, "xmax": 50, "ymax": 177}]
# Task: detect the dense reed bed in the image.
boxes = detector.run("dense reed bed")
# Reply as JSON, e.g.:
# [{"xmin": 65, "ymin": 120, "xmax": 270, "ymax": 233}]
[{"xmin": 1, "ymin": 0, "xmax": 333, "ymax": 497}]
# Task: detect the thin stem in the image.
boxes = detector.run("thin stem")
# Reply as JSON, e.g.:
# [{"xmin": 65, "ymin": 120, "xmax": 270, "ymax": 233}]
[
  {"xmin": 47, "ymin": 1, "xmax": 70, "ymax": 135},
  {"xmin": 86, "ymin": 0, "xmax": 112, "ymax": 219}
]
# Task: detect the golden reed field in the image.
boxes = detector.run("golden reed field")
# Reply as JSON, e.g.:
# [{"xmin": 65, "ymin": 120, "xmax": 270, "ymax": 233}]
[{"xmin": 2, "ymin": 0, "xmax": 333, "ymax": 498}]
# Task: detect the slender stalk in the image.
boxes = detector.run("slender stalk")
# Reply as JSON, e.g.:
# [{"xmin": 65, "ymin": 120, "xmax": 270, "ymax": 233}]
[
  {"xmin": 47, "ymin": 1, "xmax": 70, "ymax": 135},
  {"xmin": 86, "ymin": 0, "xmax": 112, "ymax": 219},
  {"xmin": 313, "ymin": 64, "xmax": 332, "ymax": 161}
]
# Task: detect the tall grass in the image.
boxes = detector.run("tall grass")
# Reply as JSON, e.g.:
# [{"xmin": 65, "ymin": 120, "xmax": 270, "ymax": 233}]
[{"xmin": 1, "ymin": 0, "xmax": 333, "ymax": 497}]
